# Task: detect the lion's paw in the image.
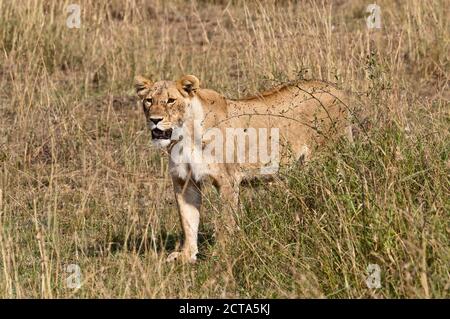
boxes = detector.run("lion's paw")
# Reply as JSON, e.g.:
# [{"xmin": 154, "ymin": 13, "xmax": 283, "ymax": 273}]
[{"xmin": 166, "ymin": 251, "xmax": 197, "ymax": 263}]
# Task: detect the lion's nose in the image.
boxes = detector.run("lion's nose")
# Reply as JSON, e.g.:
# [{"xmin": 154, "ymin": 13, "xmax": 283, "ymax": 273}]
[{"xmin": 150, "ymin": 118, "xmax": 163, "ymax": 125}]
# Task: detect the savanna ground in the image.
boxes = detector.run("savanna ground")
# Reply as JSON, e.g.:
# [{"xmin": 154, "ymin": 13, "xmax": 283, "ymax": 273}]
[{"xmin": 0, "ymin": 0, "xmax": 448, "ymax": 298}]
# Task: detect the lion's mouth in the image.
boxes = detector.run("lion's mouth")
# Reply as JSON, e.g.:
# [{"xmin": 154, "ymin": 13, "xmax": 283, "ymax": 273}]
[{"xmin": 151, "ymin": 128, "xmax": 172, "ymax": 140}]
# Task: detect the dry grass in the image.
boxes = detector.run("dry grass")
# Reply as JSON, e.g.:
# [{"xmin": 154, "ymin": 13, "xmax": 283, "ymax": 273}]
[{"xmin": 0, "ymin": 0, "xmax": 448, "ymax": 298}]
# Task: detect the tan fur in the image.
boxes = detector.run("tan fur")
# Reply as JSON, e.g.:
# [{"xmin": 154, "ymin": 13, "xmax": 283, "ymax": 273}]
[{"xmin": 135, "ymin": 74, "xmax": 352, "ymax": 263}]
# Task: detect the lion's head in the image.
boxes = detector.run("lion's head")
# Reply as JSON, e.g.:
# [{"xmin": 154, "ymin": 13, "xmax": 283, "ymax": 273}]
[{"xmin": 134, "ymin": 74, "xmax": 201, "ymax": 148}]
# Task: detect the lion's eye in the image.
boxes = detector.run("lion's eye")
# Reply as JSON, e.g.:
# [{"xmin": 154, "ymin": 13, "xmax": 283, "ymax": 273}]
[
  {"xmin": 167, "ymin": 98, "xmax": 176, "ymax": 104},
  {"xmin": 144, "ymin": 98, "xmax": 153, "ymax": 105}
]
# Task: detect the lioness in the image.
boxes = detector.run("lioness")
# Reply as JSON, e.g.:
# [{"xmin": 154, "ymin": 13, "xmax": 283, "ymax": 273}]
[{"xmin": 135, "ymin": 74, "xmax": 352, "ymax": 263}]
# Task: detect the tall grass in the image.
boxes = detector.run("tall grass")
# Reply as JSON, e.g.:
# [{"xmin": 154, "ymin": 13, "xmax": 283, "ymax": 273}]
[{"xmin": 0, "ymin": 0, "xmax": 448, "ymax": 298}]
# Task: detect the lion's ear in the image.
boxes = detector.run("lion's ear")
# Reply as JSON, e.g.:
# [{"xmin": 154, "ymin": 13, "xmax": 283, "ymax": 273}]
[
  {"xmin": 177, "ymin": 75, "xmax": 200, "ymax": 96},
  {"xmin": 135, "ymin": 75, "xmax": 153, "ymax": 98}
]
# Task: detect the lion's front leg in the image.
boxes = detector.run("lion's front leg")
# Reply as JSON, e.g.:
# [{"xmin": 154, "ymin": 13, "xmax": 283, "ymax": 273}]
[
  {"xmin": 215, "ymin": 176, "xmax": 241, "ymax": 232},
  {"xmin": 167, "ymin": 174, "xmax": 202, "ymax": 263}
]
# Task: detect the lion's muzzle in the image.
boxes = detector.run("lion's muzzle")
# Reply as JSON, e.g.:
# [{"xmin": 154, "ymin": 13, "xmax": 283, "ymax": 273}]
[{"xmin": 151, "ymin": 128, "xmax": 173, "ymax": 140}]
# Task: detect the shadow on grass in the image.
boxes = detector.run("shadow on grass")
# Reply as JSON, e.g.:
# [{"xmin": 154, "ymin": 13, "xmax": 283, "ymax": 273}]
[{"xmin": 84, "ymin": 228, "xmax": 215, "ymax": 259}]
